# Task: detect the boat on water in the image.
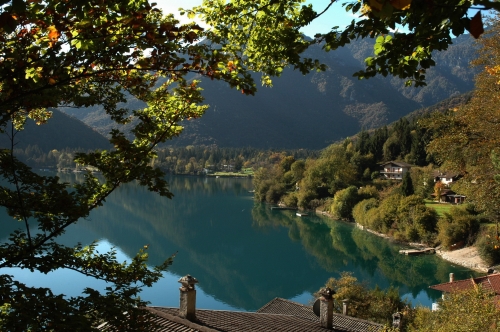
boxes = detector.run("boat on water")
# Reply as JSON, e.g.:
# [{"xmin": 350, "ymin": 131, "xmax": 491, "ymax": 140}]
[{"xmin": 296, "ymin": 212, "xmax": 308, "ymax": 217}]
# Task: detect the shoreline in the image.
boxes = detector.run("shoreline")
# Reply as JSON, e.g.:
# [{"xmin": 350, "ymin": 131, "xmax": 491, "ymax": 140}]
[{"xmin": 316, "ymin": 209, "xmax": 490, "ymax": 273}]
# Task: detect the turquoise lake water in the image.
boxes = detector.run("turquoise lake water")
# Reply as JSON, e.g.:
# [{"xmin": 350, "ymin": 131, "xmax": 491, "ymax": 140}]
[{"xmin": 0, "ymin": 174, "xmax": 481, "ymax": 311}]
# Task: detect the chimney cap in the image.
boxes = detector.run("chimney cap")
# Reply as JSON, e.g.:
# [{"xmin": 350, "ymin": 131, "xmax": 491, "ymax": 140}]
[
  {"xmin": 179, "ymin": 274, "xmax": 198, "ymax": 290},
  {"xmin": 319, "ymin": 287, "xmax": 335, "ymax": 299}
]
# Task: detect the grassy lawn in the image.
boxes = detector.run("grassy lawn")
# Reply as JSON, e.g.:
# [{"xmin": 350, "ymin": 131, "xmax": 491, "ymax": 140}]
[
  {"xmin": 424, "ymin": 199, "xmax": 453, "ymax": 216},
  {"xmin": 210, "ymin": 169, "xmax": 253, "ymax": 177}
]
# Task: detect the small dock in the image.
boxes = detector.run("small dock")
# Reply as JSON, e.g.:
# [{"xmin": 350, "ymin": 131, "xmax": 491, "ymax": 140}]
[
  {"xmin": 296, "ymin": 212, "xmax": 309, "ymax": 217},
  {"xmin": 399, "ymin": 248, "xmax": 435, "ymax": 256},
  {"xmin": 271, "ymin": 206, "xmax": 297, "ymax": 211}
]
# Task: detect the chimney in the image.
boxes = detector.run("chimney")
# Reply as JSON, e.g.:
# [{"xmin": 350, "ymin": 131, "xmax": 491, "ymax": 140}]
[
  {"xmin": 318, "ymin": 287, "xmax": 335, "ymax": 329},
  {"xmin": 178, "ymin": 274, "xmax": 198, "ymax": 321},
  {"xmin": 342, "ymin": 299, "xmax": 349, "ymax": 316},
  {"xmin": 449, "ymin": 273, "xmax": 454, "ymax": 283},
  {"xmin": 392, "ymin": 312, "xmax": 403, "ymax": 330}
]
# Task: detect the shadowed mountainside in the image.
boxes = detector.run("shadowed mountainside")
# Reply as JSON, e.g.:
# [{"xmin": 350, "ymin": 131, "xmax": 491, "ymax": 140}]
[{"xmin": 0, "ymin": 109, "xmax": 110, "ymax": 152}]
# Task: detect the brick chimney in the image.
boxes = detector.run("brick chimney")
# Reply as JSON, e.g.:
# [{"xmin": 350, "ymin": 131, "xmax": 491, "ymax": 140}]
[
  {"xmin": 319, "ymin": 287, "xmax": 335, "ymax": 329},
  {"xmin": 178, "ymin": 274, "xmax": 198, "ymax": 321},
  {"xmin": 449, "ymin": 273, "xmax": 454, "ymax": 283}
]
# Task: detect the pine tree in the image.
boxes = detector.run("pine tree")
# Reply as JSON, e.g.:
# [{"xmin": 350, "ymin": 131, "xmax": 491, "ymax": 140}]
[{"xmin": 401, "ymin": 172, "xmax": 414, "ymax": 197}]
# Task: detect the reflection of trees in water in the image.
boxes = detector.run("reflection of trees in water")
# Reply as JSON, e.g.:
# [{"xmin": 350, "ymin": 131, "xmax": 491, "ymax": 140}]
[
  {"xmin": 65, "ymin": 177, "xmax": 480, "ymax": 310},
  {"xmin": 251, "ymin": 208, "xmax": 481, "ymax": 302},
  {"xmin": 78, "ymin": 178, "xmax": 333, "ymax": 311},
  {"xmin": 251, "ymin": 203, "xmax": 293, "ymax": 229}
]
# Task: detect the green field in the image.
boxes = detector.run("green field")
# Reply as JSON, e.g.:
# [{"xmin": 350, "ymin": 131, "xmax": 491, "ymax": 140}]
[
  {"xmin": 210, "ymin": 168, "xmax": 254, "ymax": 177},
  {"xmin": 424, "ymin": 200, "xmax": 453, "ymax": 216}
]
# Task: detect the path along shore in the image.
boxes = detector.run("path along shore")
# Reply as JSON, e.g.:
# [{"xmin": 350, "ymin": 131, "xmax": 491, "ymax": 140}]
[{"xmin": 316, "ymin": 210, "xmax": 490, "ymax": 273}]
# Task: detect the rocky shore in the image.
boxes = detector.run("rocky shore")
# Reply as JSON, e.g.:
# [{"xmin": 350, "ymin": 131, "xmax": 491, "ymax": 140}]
[{"xmin": 435, "ymin": 246, "xmax": 489, "ymax": 273}]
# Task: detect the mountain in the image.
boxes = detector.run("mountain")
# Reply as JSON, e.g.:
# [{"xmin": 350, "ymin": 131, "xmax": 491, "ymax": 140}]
[
  {"xmin": 404, "ymin": 91, "xmax": 474, "ymax": 120},
  {"xmin": 62, "ymin": 34, "xmax": 478, "ymax": 150},
  {"xmin": 0, "ymin": 109, "xmax": 110, "ymax": 152}
]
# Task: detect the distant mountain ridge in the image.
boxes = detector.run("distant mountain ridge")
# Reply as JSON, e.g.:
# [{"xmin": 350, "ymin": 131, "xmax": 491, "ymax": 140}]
[
  {"xmin": 54, "ymin": 34, "xmax": 480, "ymax": 150},
  {"xmin": 0, "ymin": 109, "xmax": 110, "ymax": 152}
]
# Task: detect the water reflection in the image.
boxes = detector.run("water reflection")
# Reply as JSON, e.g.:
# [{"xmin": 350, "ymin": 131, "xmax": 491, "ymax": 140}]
[
  {"xmin": 250, "ymin": 204, "xmax": 480, "ymax": 303},
  {"xmin": 2, "ymin": 174, "xmax": 481, "ymax": 312}
]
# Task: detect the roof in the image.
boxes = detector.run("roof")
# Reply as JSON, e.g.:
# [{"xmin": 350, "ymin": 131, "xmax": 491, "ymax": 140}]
[
  {"xmin": 380, "ymin": 161, "xmax": 413, "ymax": 168},
  {"xmin": 429, "ymin": 273, "xmax": 500, "ymax": 295},
  {"xmin": 432, "ymin": 170, "xmax": 461, "ymax": 179},
  {"xmin": 257, "ymin": 298, "xmax": 383, "ymax": 332},
  {"xmin": 99, "ymin": 298, "xmax": 384, "ymax": 332},
  {"xmin": 431, "ymin": 189, "xmax": 456, "ymax": 197},
  {"xmin": 150, "ymin": 306, "xmax": 338, "ymax": 332}
]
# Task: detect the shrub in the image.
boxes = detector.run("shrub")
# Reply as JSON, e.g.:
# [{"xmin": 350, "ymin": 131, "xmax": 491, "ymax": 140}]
[
  {"xmin": 265, "ymin": 183, "xmax": 286, "ymax": 203},
  {"xmin": 282, "ymin": 192, "xmax": 298, "ymax": 207},
  {"xmin": 476, "ymin": 227, "xmax": 500, "ymax": 266},
  {"xmin": 437, "ymin": 206, "xmax": 480, "ymax": 249},
  {"xmin": 376, "ymin": 193, "xmax": 402, "ymax": 233},
  {"xmin": 308, "ymin": 198, "xmax": 323, "ymax": 210},
  {"xmin": 353, "ymin": 198, "xmax": 379, "ymax": 226},
  {"xmin": 358, "ymin": 185, "xmax": 379, "ymax": 200},
  {"xmin": 329, "ymin": 186, "xmax": 360, "ymax": 220},
  {"xmin": 407, "ymin": 287, "xmax": 500, "ymax": 332}
]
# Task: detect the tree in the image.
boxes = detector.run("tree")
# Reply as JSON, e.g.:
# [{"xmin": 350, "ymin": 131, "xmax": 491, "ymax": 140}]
[
  {"xmin": 407, "ymin": 287, "xmax": 500, "ymax": 332},
  {"xmin": 318, "ymin": 272, "xmax": 407, "ymax": 325},
  {"xmin": 401, "ymin": 172, "xmax": 414, "ymax": 197},
  {"xmin": 0, "ymin": 0, "xmax": 259, "ymax": 330},
  {"xmin": 192, "ymin": 0, "xmax": 499, "ymax": 87},
  {"xmin": 433, "ymin": 181, "xmax": 445, "ymax": 202},
  {"xmin": 424, "ymin": 14, "xmax": 500, "ymax": 216},
  {"xmin": 329, "ymin": 186, "xmax": 360, "ymax": 220}
]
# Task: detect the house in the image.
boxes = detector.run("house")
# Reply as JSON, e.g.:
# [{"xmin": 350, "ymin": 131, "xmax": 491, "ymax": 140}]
[
  {"xmin": 98, "ymin": 275, "xmax": 386, "ymax": 332},
  {"xmin": 432, "ymin": 170, "xmax": 461, "ymax": 187},
  {"xmin": 429, "ymin": 272, "xmax": 500, "ymax": 310},
  {"xmin": 380, "ymin": 161, "xmax": 413, "ymax": 180},
  {"xmin": 431, "ymin": 188, "xmax": 466, "ymax": 204}
]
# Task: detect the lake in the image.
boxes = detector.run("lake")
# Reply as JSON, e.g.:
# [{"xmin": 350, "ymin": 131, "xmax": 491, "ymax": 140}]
[{"xmin": 1, "ymin": 174, "xmax": 481, "ymax": 311}]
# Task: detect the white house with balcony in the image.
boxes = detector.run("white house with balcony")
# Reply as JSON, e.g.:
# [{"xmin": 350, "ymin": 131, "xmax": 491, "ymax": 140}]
[
  {"xmin": 380, "ymin": 161, "xmax": 413, "ymax": 180},
  {"xmin": 433, "ymin": 170, "xmax": 461, "ymax": 186}
]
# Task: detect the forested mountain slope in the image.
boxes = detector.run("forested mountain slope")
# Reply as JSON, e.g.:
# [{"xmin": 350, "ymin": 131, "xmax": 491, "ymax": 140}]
[
  {"xmin": 0, "ymin": 109, "xmax": 110, "ymax": 152},
  {"xmin": 62, "ymin": 34, "xmax": 478, "ymax": 149}
]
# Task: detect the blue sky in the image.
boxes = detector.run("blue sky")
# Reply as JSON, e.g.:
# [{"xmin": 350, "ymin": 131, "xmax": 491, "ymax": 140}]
[
  {"xmin": 156, "ymin": 0, "xmax": 357, "ymax": 38},
  {"xmin": 156, "ymin": 0, "xmax": 485, "ymax": 39}
]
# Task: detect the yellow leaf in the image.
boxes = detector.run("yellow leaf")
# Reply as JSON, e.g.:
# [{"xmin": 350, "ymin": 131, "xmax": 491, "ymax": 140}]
[{"xmin": 48, "ymin": 26, "xmax": 60, "ymax": 47}]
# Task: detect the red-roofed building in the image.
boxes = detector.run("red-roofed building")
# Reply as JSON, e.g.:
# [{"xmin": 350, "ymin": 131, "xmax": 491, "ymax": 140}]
[{"xmin": 429, "ymin": 272, "xmax": 500, "ymax": 310}]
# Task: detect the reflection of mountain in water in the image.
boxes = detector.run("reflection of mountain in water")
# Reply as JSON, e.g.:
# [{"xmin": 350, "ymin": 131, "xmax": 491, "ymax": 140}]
[{"xmin": 22, "ymin": 175, "xmax": 480, "ymax": 311}]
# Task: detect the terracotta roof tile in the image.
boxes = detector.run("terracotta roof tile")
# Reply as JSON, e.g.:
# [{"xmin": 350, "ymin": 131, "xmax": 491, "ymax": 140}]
[{"xmin": 429, "ymin": 273, "xmax": 500, "ymax": 295}]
